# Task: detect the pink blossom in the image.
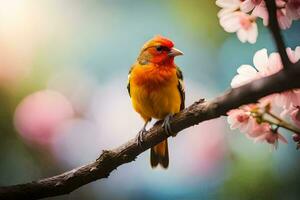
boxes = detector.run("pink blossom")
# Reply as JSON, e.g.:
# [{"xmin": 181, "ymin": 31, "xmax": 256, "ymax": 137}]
[
  {"xmin": 216, "ymin": 0, "xmax": 241, "ymax": 10},
  {"xmin": 227, "ymin": 104, "xmax": 262, "ymax": 135},
  {"xmin": 287, "ymin": 46, "xmax": 300, "ymax": 63},
  {"xmin": 219, "ymin": 11, "xmax": 258, "ymax": 43},
  {"xmin": 230, "ymin": 48, "xmax": 284, "ymax": 81},
  {"xmin": 216, "ymin": 0, "xmax": 258, "ymax": 43},
  {"xmin": 254, "ymin": 129, "xmax": 288, "ymax": 148},
  {"xmin": 277, "ymin": 8, "xmax": 293, "ymax": 29},
  {"xmin": 231, "ymin": 47, "xmax": 300, "ymax": 108},
  {"xmin": 252, "ymin": 0, "xmax": 293, "ymax": 29},
  {"xmin": 216, "ymin": 0, "xmax": 242, "ymax": 19},
  {"xmin": 241, "ymin": 0, "xmax": 263, "ymax": 13},
  {"xmin": 228, "ymin": 47, "xmax": 300, "ymax": 147},
  {"xmin": 293, "ymin": 133, "xmax": 300, "ymax": 142},
  {"xmin": 216, "ymin": 0, "xmax": 300, "ymax": 43},
  {"xmin": 216, "ymin": 0, "xmax": 241, "ymax": 20},
  {"xmin": 275, "ymin": 90, "xmax": 300, "ymax": 109},
  {"xmin": 284, "ymin": 106, "xmax": 300, "ymax": 128},
  {"xmin": 227, "ymin": 105, "xmax": 288, "ymax": 146},
  {"xmin": 246, "ymin": 121, "xmax": 270, "ymax": 138},
  {"xmin": 286, "ymin": 0, "xmax": 300, "ymax": 20},
  {"xmin": 273, "ymin": 47, "xmax": 300, "ymax": 108},
  {"xmin": 250, "ymin": 122, "xmax": 287, "ymax": 146},
  {"xmin": 251, "ymin": 1, "xmax": 269, "ymax": 24},
  {"xmin": 227, "ymin": 106, "xmax": 254, "ymax": 132},
  {"xmin": 231, "ymin": 48, "xmax": 268, "ymax": 88},
  {"xmin": 248, "ymin": 121, "xmax": 287, "ymax": 147},
  {"xmin": 291, "ymin": 106, "xmax": 300, "ymax": 127}
]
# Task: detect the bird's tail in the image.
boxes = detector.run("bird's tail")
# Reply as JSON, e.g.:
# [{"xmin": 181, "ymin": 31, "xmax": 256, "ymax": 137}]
[{"xmin": 150, "ymin": 139, "xmax": 169, "ymax": 169}]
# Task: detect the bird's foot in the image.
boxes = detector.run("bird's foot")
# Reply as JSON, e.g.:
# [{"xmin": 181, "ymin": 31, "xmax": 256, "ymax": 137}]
[
  {"xmin": 163, "ymin": 114, "xmax": 176, "ymax": 137},
  {"xmin": 136, "ymin": 127, "xmax": 147, "ymax": 148}
]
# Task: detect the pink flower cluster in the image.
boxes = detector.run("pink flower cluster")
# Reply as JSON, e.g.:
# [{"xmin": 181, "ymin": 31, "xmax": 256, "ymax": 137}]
[
  {"xmin": 228, "ymin": 46, "xmax": 300, "ymax": 147},
  {"xmin": 216, "ymin": 0, "xmax": 300, "ymax": 43},
  {"xmin": 227, "ymin": 104, "xmax": 288, "ymax": 147}
]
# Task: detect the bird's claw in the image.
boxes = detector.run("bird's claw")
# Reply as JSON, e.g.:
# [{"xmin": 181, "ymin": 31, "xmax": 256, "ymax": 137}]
[
  {"xmin": 136, "ymin": 128, "xmax": 147, "ymax": 148},
  {"xmin": 163, "ymin": 114, "xmax": 176, "ymax": 137},
  {"xmin": 136, "ymin": 120, "xmax": 150, "ymax": 148}
]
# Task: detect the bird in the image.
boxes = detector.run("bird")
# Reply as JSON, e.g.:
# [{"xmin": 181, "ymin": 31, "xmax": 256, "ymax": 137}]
[{"xmin": 127, "ymin": 35, "xmax": 185, "ymax": 168}]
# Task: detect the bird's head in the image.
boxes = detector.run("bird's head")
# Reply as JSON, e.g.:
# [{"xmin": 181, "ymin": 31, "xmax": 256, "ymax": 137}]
[{"xmin": 137, "ymin": 35, "xmax": 183, "ymax": 65}]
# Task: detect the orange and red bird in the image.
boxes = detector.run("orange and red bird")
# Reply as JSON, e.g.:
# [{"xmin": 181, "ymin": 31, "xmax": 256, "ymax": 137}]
[{"xmin": 127, "ymin": 35, "xmax": 185, "ymax": 168}]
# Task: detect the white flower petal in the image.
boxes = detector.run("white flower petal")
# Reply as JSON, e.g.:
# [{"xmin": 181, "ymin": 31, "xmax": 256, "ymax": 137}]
[
  {"xmin": 247, "ymin": 23, "xmax": 258, "ymax": 44},
  {"xmin": 237, "ymin": 29, "xmax": 247, "ymax": 43},
  {"xmin": 240, "ymin": 0, "xmax": 255, "ymax": 13},
  {"xmin": 231, "ymin": 74, "xmax": 253, "ymax": 88},
  {"xmin": 253, "ymin": 48, "xmax": 268, "ymax": 71},
  {"xmin": 252, "ymin": 3, "xmax": 268, "ymax": 25},
  {"xmin": 280, "ymin": 108, "xmax": 290, "ymax": 118},
  {"xmin": 216, "ymin": 0, "xmax": 241, "ymax": 8},
  {"xmin": 220, "ymin": 13, "xmax": 241, "ymax": 32},
  {"xmin": 286, "ymin": 47, "xmax": 295, "ymax": 62},
  {"xmin": 231, "ymin": 75, "xmax": 244, "ymax": 88},
  {"xmin": 286, "ymin": 47, "xmax": 300, "ymax": 64},
  {"xmin": 294, "ymin": 46, "xmax": 300, "ymax": 61},
  {"xmin": 218, "ymin": 7, "xmax": 236, "ymax": 18},
  {"xmin": 237, "ymin": 64, "xmax": 258, "ymax": 75},
  {"xmin": 267, "ymin": 52, "xmax": 282, "ymax": 74}
]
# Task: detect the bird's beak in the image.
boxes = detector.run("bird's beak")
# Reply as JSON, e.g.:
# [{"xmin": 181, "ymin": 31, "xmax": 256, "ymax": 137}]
[{"xmin": 168, "ymin": 47, "xmax": 184, "ymax": 57}]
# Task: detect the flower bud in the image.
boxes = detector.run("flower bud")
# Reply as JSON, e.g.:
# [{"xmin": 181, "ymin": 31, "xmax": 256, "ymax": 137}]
[{"xmin": 292, "ymin": 134, "xmax": 300, "ymax": 142}]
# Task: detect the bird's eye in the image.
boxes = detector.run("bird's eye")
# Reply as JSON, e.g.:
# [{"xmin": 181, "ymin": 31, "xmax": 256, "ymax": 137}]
[{"xmin": 156, "ymin": 46, "xmax": 163, "ymax": 52}]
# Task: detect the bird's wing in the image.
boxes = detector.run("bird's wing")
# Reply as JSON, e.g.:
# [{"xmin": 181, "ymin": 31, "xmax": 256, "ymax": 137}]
[
  {"xmin": 127, "ymin": 66, "xmax": 133, "ymax": 97},
  {"xmin": 176, "ymin": 67, "xmax": 185, "ymax": 110}
]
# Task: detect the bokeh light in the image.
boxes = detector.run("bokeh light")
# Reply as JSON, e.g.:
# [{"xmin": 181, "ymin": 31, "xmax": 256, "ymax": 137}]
[{"xmin": 14, "ymin": 90, "xmax": 74, "ymax": 147}]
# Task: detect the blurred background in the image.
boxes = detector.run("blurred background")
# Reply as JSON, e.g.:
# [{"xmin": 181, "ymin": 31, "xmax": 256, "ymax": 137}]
[{"xmin": 1, "ymin": 0, "xmax": 300, "ymax": 199}]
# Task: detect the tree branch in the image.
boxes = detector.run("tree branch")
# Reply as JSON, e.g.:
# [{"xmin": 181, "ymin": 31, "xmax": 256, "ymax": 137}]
[
  {"xmin": 0, "ymin": 63, "xmax": 300, "ymax": 200},
  {"xmin": 265, "ymin": 0, "xmax": 292, "ymax": 68}
]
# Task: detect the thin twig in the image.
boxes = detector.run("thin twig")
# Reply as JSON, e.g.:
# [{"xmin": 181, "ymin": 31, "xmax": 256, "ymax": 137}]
[
  {"xmin": 264, "ymin": 112, "xmax": 300, "ymax": 134},
  {"xmin": 265, "ymin": 0, "xmax": 292, "ymax": 68}
]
